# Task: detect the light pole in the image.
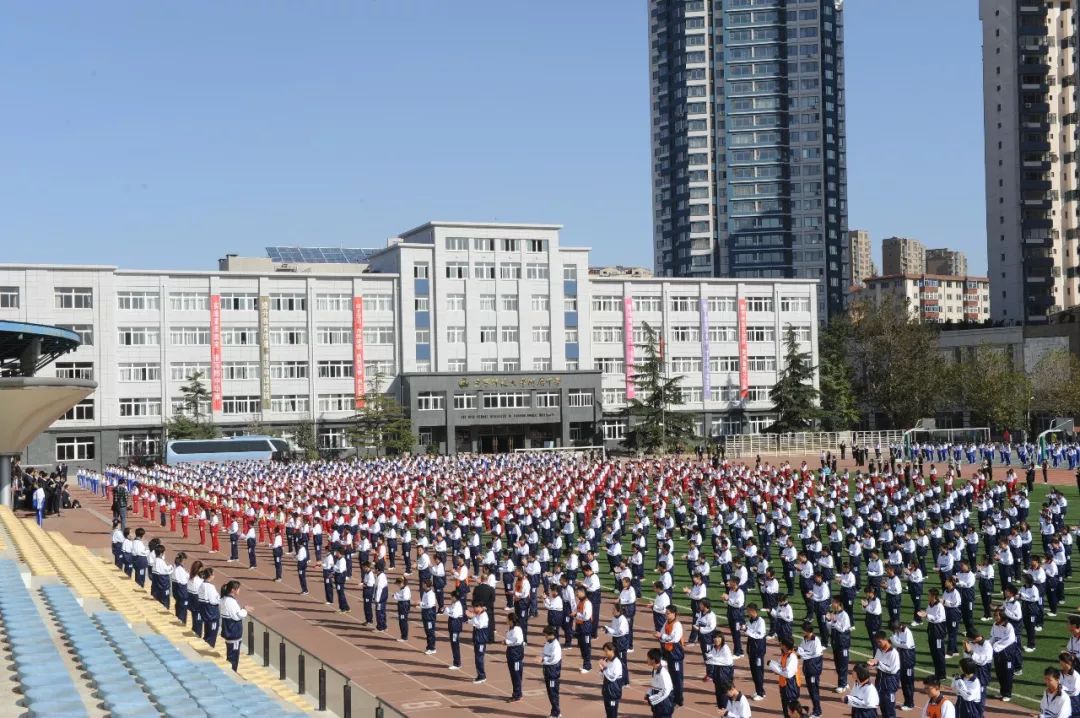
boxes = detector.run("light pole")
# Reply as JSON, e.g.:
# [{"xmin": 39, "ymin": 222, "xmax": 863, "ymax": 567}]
[{"xmin": 1026, "ymin": 395, "xmax": 1035, "ymax": 443}]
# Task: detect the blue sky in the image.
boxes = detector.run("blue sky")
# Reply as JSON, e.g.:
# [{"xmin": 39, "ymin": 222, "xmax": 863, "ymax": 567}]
[{"xmin": 0, "ymin": 1, "xmax": 986, "ymax": 274}]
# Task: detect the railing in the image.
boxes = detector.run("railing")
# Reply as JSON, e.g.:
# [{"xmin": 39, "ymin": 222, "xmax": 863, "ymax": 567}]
[
  {"xmin": 723, "ymin": 430, "xmax": 906, "ymax": 458},
  {"xmin": 245, "ymin": 614, "xmax": 407, "ymax": 718}
]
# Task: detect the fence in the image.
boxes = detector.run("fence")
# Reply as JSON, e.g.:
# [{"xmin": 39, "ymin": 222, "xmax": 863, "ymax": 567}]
[
  {"xmin": 244, "ymin": 614, "xmax": 407, "ymax": 718},
  {"xmin": 723, "ymin": 430, "xmax": 907, "ymax": 458}
]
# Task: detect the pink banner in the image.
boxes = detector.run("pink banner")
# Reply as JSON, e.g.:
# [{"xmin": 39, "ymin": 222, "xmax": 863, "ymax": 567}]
[
  {"xmin": 737, "ymin": 297, "xmax": 748, "ymax": 400},
  {"xmin": 353, "ymin": 297, "xmax": 365, "ymax": 408},
  {"xmin": 210, "ymin": 294, "xmax": 222, "ymax": 412},
  {"xmin": 623, "ymin": 296, "xmax": 635, "ymax": 399}
]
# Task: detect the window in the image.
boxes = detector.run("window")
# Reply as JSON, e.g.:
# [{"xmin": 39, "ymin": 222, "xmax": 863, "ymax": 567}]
[
  {"xmin": 565, "ymin": 360, "xmax": 578, "ymax": 371},
  {"xmin": 55, "ymin": 362, "xmax": 93, "ymax": 380},
  {"xmin": 592, "ymin": 326, "xmax": 623, "ymax": 343},
  {"xmin": 415, "ymin": 329, "xmax": 431, "ymax": 344},
  {"xmin": 117, "ymin": 291, "xmax": 160, "ymax": 311},
  {"xmin": 363, "ymin": 295, "xmax": 394, "ymax": 312},
  {"xmin": 479, "ymin": 294, "xmax": 497, "ymax": 311},
  {"xmin": 169, "ymin": 292, "xmax": 209, "ymax": 311},
  {"xmin": 446, "ymin": 359, "xmax": 466, "ymax": 372},
  {"xmin": 271, "ymin": 361, "xmax": 309, "ymax": 379},
  {"xmin": 119, "ymin": 433, "xmax": 159, "ymax": 458},
  {"xmin": 445, "ymin": 262, "xmax": 469, "ymax": 279},
  {"xmin": 221, "ymin": 327, "xmax": 258, "ymax": 345},
  {"xmin": 746, "ymin": 325, "xmax": 776, "ymax": 342},
  {"xmin": 316, "ymin": 294, "xmax": 351, "ymax": 312},
  {"xmin": 119, "ymin": 397, "xmax": 162, "ymax": 417},
  {"xmin": 748, "ymin": 356, "xmax": 777, "ymax": 371},
  {"xmin": 526, "ymin": 263, "xmax": 549, "ymax": 280},
  {"xmin": 601, "ymin": 420, "xmax": 626, "ymax": 441},
  {"xmin": 446, "ymin": 326, "xmax": 466, "ymax": 344},
  {"xmin": 270, "ymin": 327, "xmax": 308, "ymax": 346},
  {"xmin": 222, "ymin": 362, "xmax": 259, "ymax": 380},
  {"xmin": 526, "ymin": 239, "xmax": 548, "ymax": 253},
  {"xmin": 532, "ymin": 326, "xmax": 551, "ymax": 343},
  {"xmin": 473, "ymin": 238, "xmax": 495, "ymax": 252},
  {"xmin": 364, "ymin": 359, "xmax": 394, "ymax": 377},
  {"xmin": 671, "ymin": 325, "xmax": 700, "ymax": 343},
  {"xmin": 500, "ymin": 263, "xmax": 522, "ymax": 280},
  {"xmin": 531, "ymin": 295, "xmax": 550, "ymax": 311},
  {"xmin": 56, "ymin": 436, "xmax": 94, "ymax": 462},
  {"xmin": 747, "ymin": 385, "xmax": 770, "ymax": 402},
  {"xmin": 680, "ymin": 387, "xmax": 703, "ymax": 404},
  {"xmin": 61, "ymin": 399, "xmax": 94, "ymax": 421},
  {"xmin": 562, "ymin": 265, "xmax": 578, "ymax": 281},
  {"xmin": 501, "ymin": 295, "xmax": 519, "ymax": 311},
  {"xmin": 602, "ymin": 388, "xmax": 627, "ymax": 406},
  {"xmin": 474, "ymin": 262, "xmax": 496, "ymax": 280},
  {"xmin": 54, "ymin": 287, "xmax": 93, "ymax": 309},
  {"xmin": 413, "ymin": 263, "xmax": 430, "ymax": 279},
  {"xmin": 532, "ymin": 358, "xmax": 551, "ymax": 371},
  {"xmin": 446, "ymin": 294, "xmax": 465, "ymax": 311},
  {"xmin": 222, "ymin": 395, "xmax": 261, "ymax": 414},
  {"xmin": 592, "ymin": 295, "xmax": 622, "ymax": 312},
  {"xmin": 270, "ymin": 293, "xmax": 307, "ymax": 312},
  {"xmin": 565, "ymin": 328, "xmax": 579, "ymax": 343},
  {"xmin": 709, "ymin": 325, "xmax": 738, "ymax": 342},
  {"xmin": 454, "ymin": 393, "xmax": 477, "ymax": 410},
  {"xmin": 785, "ymin": 324, "xmax": 812, "ymax": 342},
  {"xmin": 535, "ymin": 392, "xmax": 559, "ymax": 408},
  {"xmin": 482, "ymin": 392, "xmax": 530, "ymax": 409},
  {"xmin": 220, "ymin": 293, "xmax": 258, "ymax": 311},
  {"xmin": 119, "ymin": 362, "xmax": 160, "ymax": 382},
  {"xmin": 318, "ymin": 427, "xmax": 350, "ymax": 449},
  {"xmin": 317, "ymin": 327, "xmax": 352, "ymax": 345},
  {"xmin": 169, "ymin": 327, "xmax": 209, "ymax": 346},
  {"xmin": 365, "ymin": 328, "xmax": 395, "ymax": 345},
  {"xmin": 446, "ymin": 236, "xmax": 469, "ymax": 251},
  {"xmin": 568, "ymin": 390, "xmax": 593, "ymax": 408},
  {"xmin": 119, "ymin": 327, "xmax": 160, "ymax": 346},
  {"xmin": 318, "ymin": 394, "xmax": 353, "ymax": 412},
  {"xmin": 670, "ymin": 296, "xmax": 696, "ymax": 312},
  {"xmin": 671, "ymin": 357, "xmax": 702, "ymax": 373},
  {"xmin": 56, "ymin": 324, "xmax": 93, "ymax": 346},
  {"xmin": 596, "ymin": 357, "xmax": 625, "ymax": 374},
  {"xmin": 746, "ymin": 296, "xmax": 775, "ymax": 312},
  {"xmin": 501, "ymin": 327, "xmax": 519, "ymax": 343},
  {"xmin": 0, "ymin": 287, "xmax": 19, "ymax": 308},
  {"xmin": 170, "ymin": 362, "xmax": 209, "ymax": 381},
  {"xmin": 711, "ymin": 356, "xmax": 740, "ymax": 372},
  {"xmin": 479, "ymin": 326, "xmax": 497, "ymax": 343},
  {"xmin": 170, "ymin": 396, "xmax": 211, "ymax": 417},
  {"xmin": 500, "ymin": 238, "xmax": 519, "ymax": 252},
  {"xmin": 271, "ymin": 395, "xmax": 309, "ymax": 413},
  {"xmin": 417, "ymin": 392, "xmax": 445, "ymax": 411},
  {"xmin": 317, "ymin": 360, "xmax": 353, "ymax": 378},
  {"xmin": 480, "ymin": 359, "xmax": 498, "ymax": 372},
  {"xmin": 633, "ymin": 296, "xmax": 662, "ymax": 312},
  {"xmin": 501, "ymin": 359, "xmax": 520, "ymax": 372},
  {"xmin": 415, "ymin": 296, "xmax": 430, "ymax": 311},
  {"xmin": 780, "ymin": 296, "xmax": 812, "ymax": 312}
]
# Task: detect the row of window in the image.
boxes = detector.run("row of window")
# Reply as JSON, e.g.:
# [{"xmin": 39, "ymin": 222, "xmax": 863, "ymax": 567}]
[
  {"xmin": 57, "ymin": 360, "xmax": 397, "ymax": 383},
  {"xmin": 60, "ymin": 392, "xmax": 368, "ymax": 422},
  {"xmin": 14, "ymin": 289, "xmax": 394, "ymax": 313},
  {"xmin": 414, "ymin": 263, "xmax": 578, "ymax": 281},
  {"xmin": 591, "ymin": 324, "xmax": 811, "ymax": 344},
  {"xmin": 592, "ymin": 295, "xmax": 811, "ymax": 314},
  {"xmin": 444, "ymin": 237, "xmax": 549, "ymax": 253},
  {"xmin": 439, "ymin": 294, "xmax": 555, "ymax": 312},
  {"xmin": 416, "ymin": 390, "xmax": 593, "ymax": 411},
  {"xmin": 107, "ymin": 326, "xmax": 395, "ymax": 347}
]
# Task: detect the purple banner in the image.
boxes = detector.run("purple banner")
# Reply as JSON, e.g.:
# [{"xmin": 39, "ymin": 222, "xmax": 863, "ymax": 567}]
[{"xmin": 699, "ymin": 297, "xmax": 710, "ymax": 398}]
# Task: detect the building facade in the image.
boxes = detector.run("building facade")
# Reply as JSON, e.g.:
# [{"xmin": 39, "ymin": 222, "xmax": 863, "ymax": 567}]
[
  {"xmin": 925, "ymin": 248, "xmax": 968, "ymax": 277},
  {"xmin": 862, "ymin": 274, "xmax": 991, "ymax": 324},
  {"xmin": 0, "ymin": 221, "xmax": 819, "ymax": 469},
  {"xmin": 848, "ymin": 229, "xmax": 873, "ymax": 287},
  {"xmin": 881, "ymin": 236, "xmax": 926, "ymax": 276},
  {"xmin": 648, "ymin": 0, "xmax": 849, "ymax": 321},
  {"xmin": 980, "ymin": 0, "xmax": 1078, "ymax": 323}
]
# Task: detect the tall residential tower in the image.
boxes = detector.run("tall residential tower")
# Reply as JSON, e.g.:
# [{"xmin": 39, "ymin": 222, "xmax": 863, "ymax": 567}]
[{"xmin": 648, "ymin": 0, "xmax": 849, "ymax": 320}]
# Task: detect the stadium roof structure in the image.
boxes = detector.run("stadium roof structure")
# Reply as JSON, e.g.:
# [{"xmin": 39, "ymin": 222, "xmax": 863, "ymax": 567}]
[
  {"xmin": 0, "ymin": 321, "xmax": 82, "ymax": 378},
  {"xmin": 265, "ymin": 246, "xmax": 381, "ymax": 264}
]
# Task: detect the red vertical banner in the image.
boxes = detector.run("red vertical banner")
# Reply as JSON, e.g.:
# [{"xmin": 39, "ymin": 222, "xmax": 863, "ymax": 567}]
[
  {"xmin": 737, "ymin": 297, "xmax": 749, "ymax": 400},
  {"xmin": 352, "ymin": 296, "xmax": 365, "ymax": 408},
  {"xmin": 209, "ymin": 294, "xmax": 223, "ymax": 412},
  {"xmin": 623, "ymin": 296, "xmax": 635, "ymax": 399}
]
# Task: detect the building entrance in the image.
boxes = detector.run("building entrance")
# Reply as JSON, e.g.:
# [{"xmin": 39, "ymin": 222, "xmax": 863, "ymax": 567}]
[{"xmin": 454, "ymin": 424, "xmax": 562, "ymax": 454}]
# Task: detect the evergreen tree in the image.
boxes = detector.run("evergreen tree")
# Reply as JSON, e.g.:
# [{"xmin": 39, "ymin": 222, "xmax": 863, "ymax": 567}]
[
  {"xmin": 818, "ymin": 317, "xmax": 860, "ymax": 431},
  {"xmin": 290, "ymin": 421, "xmax": 320, "ymax": 461},
  {"xmin": 350, "ymin": 373, "xmax": 415, "ymax": 456},
  {"xmin": 621, "ymin": 323, "xmax": 695, "ymax": 454},
  {"xmin": 765, "ymin": 325, "xmax": 820, "ymax": 433},
  {"xmin": 165, "ymin": 372, "xmax": 218, "ymax": 440}
]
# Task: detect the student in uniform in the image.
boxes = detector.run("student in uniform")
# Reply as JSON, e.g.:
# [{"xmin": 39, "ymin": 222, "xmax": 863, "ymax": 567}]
[
  {"xmin": 271, "ymin": 529, "xmax": 284, "ymax": 581},
  {"xmin": 645, "ymin": 648, "xmax": 676, "ymax": 718},
  {"xmin": 1041, "ymin": 667, "xmax": 1074, "ymax": 718},
  {"xmin": 716, "ymin": 681, "xmax": 752, "ymax": 718},
  {"xmin": 295, "ymin": 541, "xmax": 309, "ymax": 594},
  {"xmin": 599, "ymin": 641, "xmax": 624, "ymax": 718},
  {"xmin": 540, "ymin": 625, "xmax": 562, "ymax": 718},
  {"xmin": 110, "ymin": 520, "xmax": 124, "ymax": 569},
  {"xmin": 769, "ymin": 634, "xmax": 802, "ymax": 714},
  {"xmin": 444, "ymin": 592, "xmax": 465, "ymax": 671},
  {"xmin": 360, "ymin": 561, "xmax": 375, "ymax": 624},
  {"xmin": 603, "ymin": 603, "xmax": 631, "ymax": 687},
  {"xmin": 466, "ymin": 600, "xmax": 489, "ymax": 684},
  {"xmin": 842, "ymin": 663, "xmax": 880, "ymax": 718},
  {"xmin": 867, "ymin": 631, "xmax": 900, "ymax": 718},
  {"xmin": 574, "ymin": 585, "xmax": 595, "ymax": 673},
  {"xmin": 132, "ymin": 528, "xmax": 149, "ymax": 588},
  {"xmin": 121, "ymin": 528, "xmax": 134, "ymax": 578},
  {"xmin": 891, "ymin": 620, "xmax": 917, "ymax": 712},
  {"xmin": 657, "ymin": 604, "xmax": 685, "ymax": 705},
  {"xmin": 219, "ymin": 580, "xmax": 251, "ymax": 672},
  {"xmin": 796, "ymin": 621, "xmax": 824, "ymax": 717},
  {"xmin": 150, "ymin": 544, "xmax": 172, "ymax": 610},
  {"xmin": 393, "ymin": 576, "xmax": 411, "ymax": 641},
  {"xmin": 171, "ymin": 553, "xmax": 190, "ymax": 625},
  {"xmin": 618, "ymin": 576, "xmax": 638, "ymax": 652},
  {"xmin": 198, "ymin": 567, "xmax": 220, "ymax": 647},
  {"xmin": 744, "ymin": 602, "xmax": 768, "ymax": 701},
  {"xmin": 333, "ymin": 548, "xmax": 351, "ymax": 613},
  {"xmin": 187, "ymin": 560, "xmax": 205, "ymax": 637},
  {"xmin": 919, "ymin": 588, "xmax": 948, "ymax": 680},
  {"xmin": 504, "ymin": 613, "xmax": 525, "ymax": 702},
  {"xmin": 1055, "ymin": 651, "xmax": 1080, "ymax": 718},
  {"xmin": 374, "ymin": 561, "xmax": 390, "ymax": 631},
  {"xmin": 950, "ymin": 658, "xmax": 982, "ymax": 718},
  {"xmin": 320, "ymin": 550, "xmax": 335, "ymax": 604},
  {"xmin": 245, "ymin": 523, "xmax": 257, "ymax": 569},
  {"xmin": 420, "ymin": 579, "xmax": 439, "ymax": 654},
  {"xmin": 920, "ymin": 678, "xmax": 956, "ymax": 718},
  {"xmin": 825, "ymin": 596, "xmax": 852, "ymax": 693},
  {"xmin": 990, "ymin": 607, "xmax": 1021, "ymax": 702},
  {"xmin": 228, "ymin": 517, "xmax": 240, "ymax": 562},
  {"xmin": 705, "ymin": 633, "xmax": 734, "ymax": 708}
]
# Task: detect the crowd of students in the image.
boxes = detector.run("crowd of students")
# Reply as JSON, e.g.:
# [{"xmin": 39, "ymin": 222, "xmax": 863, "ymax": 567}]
[{"xmin": 80, "ymin": 450, "xmax": 1080, "ymax": 717}]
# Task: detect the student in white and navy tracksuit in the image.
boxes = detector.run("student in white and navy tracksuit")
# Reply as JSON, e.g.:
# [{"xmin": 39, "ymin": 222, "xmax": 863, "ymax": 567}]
[
  {"xmin": 333, "ymin": 550, "xmax": 350, "ymax": 613},
  {"xmin": 645, "ymin": 648, "xmax": 675, "ymax": 718},
  {"xmin": 868, "ymin": 632, "xmax": 899, "ymax": 718},
  {"xmin": 843, "ymin": 663, "xmax": 880, "ymax": 718},
  {"xmin": 228, "ymin": 518, "xmax": 240, "ymax": 562},
  {"xmin": 467, "ymin": 602, "xmax": 489, "ymax": 684},
  {"xmin": 271, "ymin": 530, "xmax": 284, "ymax": 581},
  {"xmin": 132, "ymin": 529, "xmax": 149, "ymax": 588},
  {"xmin": 374, "ymin": 564, "xmax": 389, "ymax": 630},
  {"xmin": 602, "ymin": 603, "xmax": 630, "ymax": 687},
  {"xmin": 990, "ymin": 609, "xmax": 1021, "ymax": 702},
  {"xmin": 540, "ymin": 625, "xmax": 562, "ymax": 718},
  {"xmin": 198, "ymin": 568, "xmax": 220, "ymax": 647},
  {"xmin": 320, "ymin": 552, "xmax": 334, "ymax": 604},
  {"xmin": 445, "ymin": 596, "xmax": 465, "ymax": 670},
  {"xmin": 220, "ymin": 580, "xmax": 249, "ymax": 672},
  {"xmin": 599, "ymin": 641, "xmax": 623, "ymax": 718},
  {"xmin": 110, "ymin": 521, "xmax": 124, "ymax": 569},
  {"xmin": 171, "ymin": 554, "xmax": 190, "ymax": 624},
  {"xmin": 504, "ymin": 614, "xmax": 525, "ymax": 702},
  {"xmin": 420, "ymin": 580, "xmax": 438, "ymax": 654},
  {"xmin": 120, "ymin": 529, "xmax": 134, "ymax": 578},
  {"xmin": 245, "ymin": 525, "xmax": 257, "ymax": 569},
  {"xmin": 393, "ymin": 577, "xmax": 411, "ymax": 641},
  {"xmin": 187, "ymin": 562, "xmax": 205, "ymax": 636},
  {"xmin": 951, "ymin": 659, "xmax": 983, "ymax": 718},
  {"xmin": 295, "ymin": 543, "xmax": 309, "ymax": 594},
  {"xmin": 150, "ymin": 545, "xmax": 171, "ymax": 610}
]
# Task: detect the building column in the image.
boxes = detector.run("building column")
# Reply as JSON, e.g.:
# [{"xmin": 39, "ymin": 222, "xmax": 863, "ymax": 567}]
[
  {"xmin": 445, "ymin": 390, "xmax": 457, "ymax": 455},
  {"xmin": 0, "ymin": 456, "xmax": 12, "ymax": 508},
  {"xmin": 560, "ymin": 389, "xmax": 571, "ymax": 447}
]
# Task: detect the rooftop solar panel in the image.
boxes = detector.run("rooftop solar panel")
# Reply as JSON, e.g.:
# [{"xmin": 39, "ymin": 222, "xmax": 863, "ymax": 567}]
[{"xmin": 264, "ymin": 247, "xmax": 380, "ymax": 264}]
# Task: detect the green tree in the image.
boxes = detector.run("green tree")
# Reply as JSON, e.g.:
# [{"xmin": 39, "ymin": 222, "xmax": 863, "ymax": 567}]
[
  {"xmin": 846, "ymin": 297, "xmax": 950, "ymax": 428},
  {"xmin": 948, "ymin": 346, "xmax": 1030, "ymax": 431},
  {"xmin": 817, "ymin": 317, "xmax": 860, "ymax": 431},
  {"xmin": 621, "ymin": 323, "xmax": 695, "ymax": 454},
  {"xmin": 290, "ymin": 421, "xmax": 320, "ymax": 461},
  {"xmin": 1029, "ymin": 348, "xmax": 1080, "ymax": 421},
  {"xmin": 350, "ymin": 373, "xmax": 415, "ymax": 456},
  {"xmin": 765, "ymin": 325, "xmax": 820, "ymax": 433},
  {"xmin": 165, "ymin": 372, "xmax": 218, "ymax": 440}
]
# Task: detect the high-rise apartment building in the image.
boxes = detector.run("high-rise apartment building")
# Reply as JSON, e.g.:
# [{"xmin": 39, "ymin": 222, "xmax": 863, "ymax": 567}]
[
  {"xmin": 648, "ymin": 0, "xmax": 849, "ymax": 321},
  {"xmin": 848, "ymin": 229, "xmax": 872, "ymax": 287},
  {"xmin": 925, "ymin": 248, "xmax": 968, "ymax": 277},
  {"xmin": 881, "ymin": 236, "xmax": 926, "ymax": 276},
  {"xmin": 981, "ymin": 0, "xmax": 1078, "ymax": 323}
]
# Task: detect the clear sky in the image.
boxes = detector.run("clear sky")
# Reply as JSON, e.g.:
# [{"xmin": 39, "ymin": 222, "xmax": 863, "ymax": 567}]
[{"xmin": 0, "ymin": 1, "xmax": 987, "ymax": 274}]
